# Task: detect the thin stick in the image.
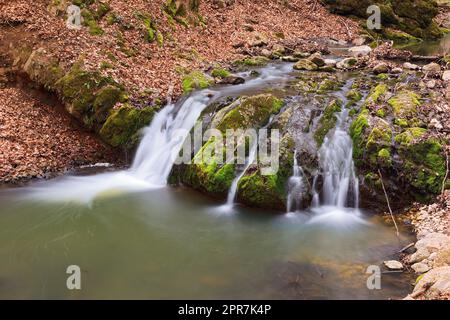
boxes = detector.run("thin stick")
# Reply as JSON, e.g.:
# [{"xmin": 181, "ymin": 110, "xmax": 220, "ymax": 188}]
[
  {"xmin": 442, "ymin": 151, "xmax": 449, "ymax": 195},
  {"xmin": 378, "ymin": 169, "xmax": 399, "ymax": 237}
]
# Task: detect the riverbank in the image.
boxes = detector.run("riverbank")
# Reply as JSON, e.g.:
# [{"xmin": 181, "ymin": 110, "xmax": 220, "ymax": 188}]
[{"xmin": 0, "ymin": 84, "xmax": 119, "ymax": 183}]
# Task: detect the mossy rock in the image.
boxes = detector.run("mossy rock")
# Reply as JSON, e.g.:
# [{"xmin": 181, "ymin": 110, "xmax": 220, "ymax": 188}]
[
  {"xmin": 55, "ymin": 62, "xmax": 124, "ymax": 127},
  {"xmin": 182, "ymin": 70, "xmax": 214, "ymax": 93},
  {"xmin": 81, "ymin": 9, "xmax": 104, "ymax": 36},
  {"xmin": 365, "ymin": 83, "xmax": 388, "ymax": 106},
  {"xmin": 346, "ymin": 89, "xmax": 362, "ymax": 106},
  {"xmin": 211, "ymin": 68, "xmax": 231, "ymax": 79},
  {"xmin": 99, "ymin": 105, "xmax": 156, "ymax": 147},
  {"xmin": 217, "ymin": 94, "xmax": 284, "ymax": 131},
  {"xmin": 388, "ymin": 90, "xmax": 421, "ymax": 118},
  {"xmin": 22, "ymin": 48, "xmax": 64, "ymax": 90},
  {"xmin": 314, "ymin": 99, "xmax": 342, "ymax": 146},
  {"xmin": 233, "ymin": 56, "xmax": 270, "ymax": 68}
]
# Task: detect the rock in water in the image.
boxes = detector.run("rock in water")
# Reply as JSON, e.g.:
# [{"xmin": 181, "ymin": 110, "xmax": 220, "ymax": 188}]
[
  {"xmin": 442, "ymin": 70, "xmax": 450, "ymax": 81},
  {"xmin": 403, "ymin": 62, "xmax": 420, "ymax": 70},
  {"xmin": 373, "ymin": 62, "xmax": 389, "ymax": 75},
  {"xmin": 348, "ymin": 45, "xmax": 371, "ymax": 57},
  {"xmin": 336, "ymin": 57, "xmax": 357, "ymax": 70},
  {"xmin": 308, "ymin": 52, "xmax": 325, "ymax": 67},
  {"xmin": 391, "ymin": 67, "xmax": 403, "ymax": 74},
  {"xmin": 219, "ymin": 75, "xmax": 245, "ymax": 85},
  {"xmin": 293, "ymin": 59, "xmax": 318, "ymax": 71},
  {"xmin": 422, "ymin": 62, "xmax": 441, "ymax": 73},
  {"xmin": 324, "ymin": 59, "xmax": 337, "ymax": 67},
  {"xmin": 384, "ymin": 260, "xmax": 404, "ymax": 270}
]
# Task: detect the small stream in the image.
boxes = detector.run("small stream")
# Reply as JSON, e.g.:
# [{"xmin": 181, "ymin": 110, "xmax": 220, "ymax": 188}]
[{"xmin": 0, "ymin": 61, "xmax": 416, "ymax": 299}]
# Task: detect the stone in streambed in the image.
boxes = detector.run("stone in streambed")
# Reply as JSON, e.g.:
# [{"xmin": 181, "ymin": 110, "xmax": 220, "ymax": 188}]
[
  {"xmin": 293, "ymin": 59, "xmax": 318, "ymax": 71},
  {"xmin": 403, "ymin": 62, "xmax": 420, "ymax": 70},
  {"xmin": 348, "ymin": 45, "xmax": 371, "ymax": 57},
  {"xmin": 336, "ymin": 57, "xmax": 357, "ymax": 70},
  {"xmin": 308, "ymin": 52, "xmax": 325, "ymax": 67},
  {"xmin": 422, "ymin": 62, "xmax": 441, "ymax": 73},
  {"xmin": 442, "ymin": 70, "xmax": 450, "ymax": 81},
  {"xmin": 411, "ymin": 262, "xmax": 431, "ymax": 273},
  {"xmin": 218, "ymin": 75, "xmax": 245, "ymax": 85},
  {"xmin": 373, "ymin": 62, "xmax": 389, "ymax": 75},
  {"xmin": 384, "ymin": 260, "xmax": 404, "ymax": 270}
]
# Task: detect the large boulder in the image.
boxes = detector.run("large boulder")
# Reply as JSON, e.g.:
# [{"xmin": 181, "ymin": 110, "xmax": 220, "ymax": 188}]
[{"xmin": 411, "ymin": 266, "xmax": 450, "ymax": 299}]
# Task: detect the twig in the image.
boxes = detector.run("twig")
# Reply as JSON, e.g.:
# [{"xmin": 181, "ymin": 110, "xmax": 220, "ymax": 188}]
[
  {"xmin": 442, "ymin": 151, "xmax": 449, "ymax": 195},
  {"xmin": 378, "ymin": 169, "xmax": 399, "ymax": 237},
  {"xmin": 398, "ymin": 242, "xmax": 414, "ymax": 253}
]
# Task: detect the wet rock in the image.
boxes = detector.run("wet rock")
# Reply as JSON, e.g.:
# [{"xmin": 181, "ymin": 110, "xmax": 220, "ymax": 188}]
[
  {"xmin": 348, "ymin": 45, "xmax": 371, "ymax": 57},
  {"xmin": 411, "ymin": 266, "xmax": 450, "ymax": 299},
  {"xmin": 403, "ymin": 62, "xmax": 420, "ymax": 70},
  {"xmin": 336, "ymin": 57, "xmax": 357, "ymax": 70},
  {"xmin": 308, "ymin": 52, "xmax": 325, "ymax": 67},
  {"xmin": 293, "ymin": 51, "xmax": 310, "ymax": 59},
  {"xmin": 218, "ymin": 75, "xmax": 245, "ymax": 85},
  {"xmin": 373, "ymin": 62, "xmax": 389, "ymax": 75},
  {"xmin": 422, "ymin": 62, "xmax": 441, "ymax": 73},
  {"xmin": 391, "ymin": 67, "xmax": 403, "ymax": 74},
  {"xmin": 384, "ymin": 260, "xmax": 403, "ymax": 270},
  {"xmin": 293, "ymin": 59, "xmax": 318, "ymax": 71},
  {"xmin": 442, "ymin": 70, "xmax": 450, "ymax": 81},
  {"xmin": 412, "ymin": 262, "xmax": 431, "ymax": 274}
]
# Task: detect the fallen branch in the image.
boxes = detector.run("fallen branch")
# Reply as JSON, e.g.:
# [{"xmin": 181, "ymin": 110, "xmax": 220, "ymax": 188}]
[
  {"xmin": 398, "ymin": 242, "xmax": 414, "ymax": 253},
  {"xmin": 378, "ymin": 169, "xmax": 399, "ymax": 237},
  {"xmin": 442, "ymin": 151, "xmax": 449, "ymax": 195}
]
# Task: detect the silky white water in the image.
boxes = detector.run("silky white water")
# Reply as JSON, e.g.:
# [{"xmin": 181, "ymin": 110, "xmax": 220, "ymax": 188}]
[
  {"xmin": 286, "ymin": 150, "xmax": 306, "ymax": 213},
  {"xmin": 24, "ymin": 63, "xmax": 296, "ymax": 204}
]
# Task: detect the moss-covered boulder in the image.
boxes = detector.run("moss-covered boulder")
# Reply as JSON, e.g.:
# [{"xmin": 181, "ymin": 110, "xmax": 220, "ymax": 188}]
[
  {"xmin": 172, "ymin": 94, "xmax": 286, "ymax": 205},
  {"xmin": 55, "ymin": 62, "xmax": 125, "ymax": 129},
  {"xmin": 350, "ymin": 85, "xmax": 447, "ymax": 206},
  {"xmin": 322, "ymin": 0, "xmax": 442, "ymax": 39},
  {"xmin": 182, "ymin": 70, "xmax": 214, "ymax": 93},
  {"xmin": 99, "ymin": 105, "xmax": 156, "ymax": 147}
]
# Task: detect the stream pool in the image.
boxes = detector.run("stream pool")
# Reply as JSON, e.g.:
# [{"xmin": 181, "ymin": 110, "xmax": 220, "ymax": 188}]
[{"xmin": 0, "ymin": 179, "xmax": 414, "ymax": 299}]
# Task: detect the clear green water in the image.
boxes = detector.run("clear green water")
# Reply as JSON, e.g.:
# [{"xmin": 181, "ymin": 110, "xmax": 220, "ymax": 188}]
[
  {"xmin": 0, "ymin": 179, "xmax": 414, "ymax": 299},
  {"xmin": 394, "ymin": 34, "xmax": 450, "ymax": 56}
]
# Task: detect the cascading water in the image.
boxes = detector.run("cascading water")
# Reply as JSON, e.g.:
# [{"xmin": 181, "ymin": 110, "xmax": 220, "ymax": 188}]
[
  {"xmin": 317, "ymin": 107, "xmax": 359, "ymax": 208},
  {"xmin": 286, "ymin": 150, "xmax": 306, "ymax": 213},
  {"xmin": 25, "ymin": 63, "xmax": 296, "ymax": 204}
]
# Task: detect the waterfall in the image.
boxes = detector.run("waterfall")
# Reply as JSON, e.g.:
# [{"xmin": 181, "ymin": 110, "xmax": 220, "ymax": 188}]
[
  {"xmin": 225, "ymin": 139, "xmax": 259, "ymax": 207},
  {"xmin": 317, "ymin": 108, "xmax": 359, "ymax": 208},
  {"xmin": 286, "ymin": 150, "xmax": 306, "ymax": 212},
  {"xmin": 130, "ymin": 93, "xmax": 212, "ymax": 184}
]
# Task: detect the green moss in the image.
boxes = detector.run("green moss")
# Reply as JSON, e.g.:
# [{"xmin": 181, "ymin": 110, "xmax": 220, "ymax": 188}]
[
  {"xmin": 237, "ymin": 172, "xmax": 286, "ymax": 208},
  {"xmin": 136, "ymin": 12, "xmax": 158, "ymax": 43},
  {"xmin": 394, "ymin": 118, "xmax": 409, "ymax": 127},
  {"xmin": 377, "ymin": 73, "xmax": 389, "ymax": 80},
  {"xmin": 182, "ymin": 71, "xmax": 214, "ymax": 93},
  {"xmin": 93, "ymin": 85, "xmax": 124, "ymax": 122},
  {"xmin": 346, "ymin": 89, "xmax": 362, "ymax": 105},
  {"xmin": 318, "ymin": 79, "xmax": 342, "ymax": 93},
  {"xmin": 388, "ymin": 90, "xmax": 421, "ymax": 118},
  {"xmin": 81, "ymin": 9, "xmax": 104, "ymax": 36},
  {"xmin": 365, "ymin": 120, "xmax": 392, "ymax": 166},
  {"xmin": 395, "ymin": 127, "xmax": 427, "ymax": 146},
  {"xmin": 350, "ymin": 109, "xmax": 369, "ymax": 159},
  {"xmin": 314, "ymin": 99, "xmax": 342, "ymax": 146},
  {"xmin": 99, "ymin": 105, "xmax": 156, "ymax": 147},
  {"xmin": 376, "ymin": 108, "xmax": 386, "ymax": 118},
  {"xmin": 377, "ymin": 148, "xmax": 392, "ymax": 167},
  {"xmin": 383, "ymin": 28, "xmax": 421, "ymax": 42},
  {"xmin": 211, "ymin": 68, "xmax": 231, "ymax": 79},
  {"xmin": 365, "ymin": 84, "xmax": 388, "ymax": 105},
  {"xmin": 217, "ymin": 94, "xmax": 283, "ymax": 131},
  {"xmin": 234, "ymin": 56, "xmax": 270, "ymax": 67}
]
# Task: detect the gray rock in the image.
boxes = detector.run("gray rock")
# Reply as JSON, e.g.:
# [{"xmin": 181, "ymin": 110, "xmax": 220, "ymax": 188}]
[
  {"xmin": 409, "ymin": 233, "xmax": 450, "ymax": 264},
  {"xmin": 422, "ymin": 62, "xmax": 441, "ymax": 73},
  {"xmin": 348, "ymin": 45, "xmax": 372, "ymax": 57},
  {"xmin": 443, "ymin": 70, "xmax": 450, "ymax": 81},
  {"xmin": 293, "ymin": 51, "xmax": 310, "ymax": 59},
  {"xmin": 324, "ymin": 59, "xmax": 337, "ymax": 67},
  {"xmin": 391, "ymin": 67, "xmax": 403, "ymax": 74},
  {"xmin": 281, "ymin": 56, "xmax": 299, "ymax": 62},
  {"xmin": 403, "ymin": 62, "xmax": 420, "ymax": 70},
  {"xmin": 384, "ymin": 260, "xmax": 404, "ymax": 270},
  {"xmin": 412, "ymin": 266, "xmax": 450, "ymax": 299},
  {"xmin": 412, "ymin": 262, "xmax": 431, "ymax": 274},
  {"xmin": 260, "ymin": 49, "xmax": 272, "ymax": 58}
]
